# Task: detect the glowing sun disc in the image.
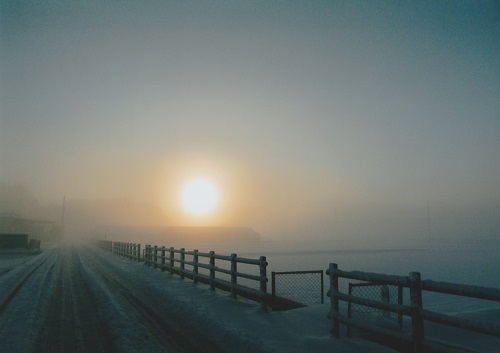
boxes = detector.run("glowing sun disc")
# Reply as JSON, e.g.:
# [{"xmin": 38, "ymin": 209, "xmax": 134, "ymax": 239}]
[{"xmin": 181, "ymin": 179, "xmax": 219, "ymax": 216}]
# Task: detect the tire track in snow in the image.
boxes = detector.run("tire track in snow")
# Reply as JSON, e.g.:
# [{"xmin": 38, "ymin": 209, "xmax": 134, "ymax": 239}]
[
  {"xmin": 80, "ymin": 247, "xmax": 229, "ymax": 353},
  {"xmin": 32, "ymin": 246, "xmax": 116, "ymax": 353},
  {"xmin": 0, "ymin": 252, "xmax": 51, "ymax": 315},
  {"xmin": 0, "ymin": 248, "xmax": 63, "ymax": 352}
]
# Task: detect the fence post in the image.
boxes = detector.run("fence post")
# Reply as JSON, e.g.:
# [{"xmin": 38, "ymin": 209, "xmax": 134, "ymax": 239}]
[
  {"xmin": 137, "ymin": 243, "xmax": 141, "ymax": 261},
  {"xmin": 329, "ymin": 263, "xmax": 340, "ymax": 338},
  {"xmin": 259, "ymin": 256, "xmax": 267, "ymax": 311},
  {"xmin": 347, "ymin": 282, "xmax": 353, "ymax": 336},
  {"xmin": 398, "ymin": 285, "xmax": 403, "ymax": 329},
  {"xmin": 320, "ymin": 270, "xmax": 324, "ymax": 304},
  {"xmin": 410, "ymin": 271, "xmax": 424, "ymax": 353},
  {"xmin": 180, "ymin": 248, "xmax": 185, "ymax": 279},
  {"xmin": 230, "ymin": 253, "xmax": 237, "ymax": 299},
  {"xmin": 209, "ymin": 251, "xmax": 215, "ymax": 291},
  {"xmin": 153, "ymin": 246, "xmax": 158, "ymax": 269},
  {"xmin": 271, "ymin": 272, "xmax": 276, "ymax": 302},
  {"xmin": 145, "ymin": 245, "xmax": 150, "ymax": 266},
  {"xmin": 161, "ymin": 246, "xmax": 166, "ymax": 271},
  {"xmin": 381, "ymin": 285, "xmax": 390, "ymax": 317},
  {"xmin": 193, "ymin": 249, "xmax": 199, "ymax": 283},
  {"xmin": 169, "ymin": 247, "xmax": 174, "ymax": 275}
]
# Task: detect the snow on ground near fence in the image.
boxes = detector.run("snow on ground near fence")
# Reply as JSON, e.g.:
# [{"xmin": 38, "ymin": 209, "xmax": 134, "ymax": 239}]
[
  {"xmin": 87, "ymin": 245, "xmax": 396, "ymax": 353},
  {"xmin": 0, "ymin": 244, "xmax": 396, "ymax": 353}
]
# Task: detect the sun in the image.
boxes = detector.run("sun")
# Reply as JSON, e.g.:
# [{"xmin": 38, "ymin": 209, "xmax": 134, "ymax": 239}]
[{"xmin": 181, "ymin": 178, "xmax": 219, "ymax": 216}]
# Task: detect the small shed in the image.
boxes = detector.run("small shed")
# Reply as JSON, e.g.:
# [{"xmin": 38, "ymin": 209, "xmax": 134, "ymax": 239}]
[{"xmin": 0, "ymin": 233, "xmax": 29, "ymax": 249}]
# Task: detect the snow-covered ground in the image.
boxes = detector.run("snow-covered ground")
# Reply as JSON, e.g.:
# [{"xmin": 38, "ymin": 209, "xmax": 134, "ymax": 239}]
[
  {"xmin": 0, "ymin": 243, "xmax": 397, "ymax": 353},
  {"xmin": 3, "ymin": 243, "xmax": 499, "ymax": 353}
]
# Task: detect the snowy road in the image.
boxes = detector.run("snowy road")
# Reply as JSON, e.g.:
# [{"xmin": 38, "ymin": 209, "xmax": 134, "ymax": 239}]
[
  {"xmin": 1, "ymin": 244, "xmax": 397, "ymax": 353},
  {"xmin": 0, "ymin": 245, "xmax": 233, "ymax": 353}
]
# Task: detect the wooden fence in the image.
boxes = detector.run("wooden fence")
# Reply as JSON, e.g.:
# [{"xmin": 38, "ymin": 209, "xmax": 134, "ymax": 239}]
[
  {"xmin": 347, "ymin": 282, "xmax": 403, "ymax": 336},
  {"xmin": 96, "ymin": 239, "xmax": 112, "ymax": 252},
  {"xmin": 327, "ymin": 263, "xmax": 500, "ymax": 353},
  {"xmin": 143, "ymin": 245, "xmax": 268, "ymax": 310},
  {"xmin": 113, "ymin": 241, "xmax": 141, "ymax": 261},
  {"xmin": 95, "ymin": 240, "xmax": 140, "ymax": 261},
  {"xmin": 95, "ymin": 240, "xmax": 310, "ymax": 311}
]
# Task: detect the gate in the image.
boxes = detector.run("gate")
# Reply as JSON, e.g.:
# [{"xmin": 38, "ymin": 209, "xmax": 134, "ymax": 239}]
[
  {"xmin": 271, "ymin": 270, "xmax": 324, "ymax": 307},
  {"xmin": 347, "ymin": 282, "xmax": 403, "ymax": 336}
]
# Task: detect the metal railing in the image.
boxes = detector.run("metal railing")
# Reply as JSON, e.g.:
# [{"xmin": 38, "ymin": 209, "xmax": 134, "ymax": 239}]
[
  {"xmin": 347, "ymin": 282, "xmax": 403, "ymax": 336},
  {"xmin": 271, "ymin": 270, "xmax": 324, "ymax": 309}
]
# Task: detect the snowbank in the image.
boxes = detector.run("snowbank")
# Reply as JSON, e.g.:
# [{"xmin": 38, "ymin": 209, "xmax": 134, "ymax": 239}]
[{"xmin": 86, "ymin": 245, "xmax": 396, "ymax": 353}]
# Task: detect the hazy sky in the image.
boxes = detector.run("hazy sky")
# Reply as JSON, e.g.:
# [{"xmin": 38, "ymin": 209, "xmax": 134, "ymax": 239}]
[{"xmin": 1, "ymin": 1, "xmax": 499, "ymax": 241}]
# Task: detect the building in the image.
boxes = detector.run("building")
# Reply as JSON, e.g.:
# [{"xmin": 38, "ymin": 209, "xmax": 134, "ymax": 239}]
[
  {"xmin": 0, "ymin": 214, "xmax": 61, "ymax": 243},
  {"xmin": 0, "ymin": 233, "xmax": 28, "ymax": 249}
]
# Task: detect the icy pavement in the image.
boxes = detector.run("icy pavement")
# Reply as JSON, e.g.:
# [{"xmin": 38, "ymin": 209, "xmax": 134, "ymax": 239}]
[{"xmin": 0, "ymin": 243, "xmax": 399, "ymax": 353}]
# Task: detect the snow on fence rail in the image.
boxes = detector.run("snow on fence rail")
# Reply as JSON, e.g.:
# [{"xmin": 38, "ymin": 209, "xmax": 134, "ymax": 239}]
[
  {"xmin": 96, "ymin": 240, "xmax": 141, "ymax": 261},
  {"xmin": 326, "ymin": 263, "xmax": 500, "ymax": 353},
  {"xmin": 96, "ymin": 240, "xmax": 112, "ymax": 252},
  {"xmin": 114, "ymin": 241, "xmax": 141, "ymax": 261},
  {"xmin": 143, "ymin": 245, "xmax": 268, "ymax": 310},
  {"xmin": 95, "ymin": 240, "xmax": 318, "ymax": 312}
]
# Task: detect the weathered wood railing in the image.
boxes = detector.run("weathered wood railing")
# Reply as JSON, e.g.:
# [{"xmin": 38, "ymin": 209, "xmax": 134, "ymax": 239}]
[
  {"xmin": 144, "ymin": 245, "xmax": 268, "ymax": 310},
  {"xmin": 96, "ymin": 239, "xmax": 113, "ymax": 252},
  {"xmin": 327, "ymin": 263, "xmax": 500, "ymax": 353},
  {"xmin": 113, "ymin": 241, "xmax": 141, "ymax": 261},
  {"xmin": 95, "ymin": 240, "xmax": 140, "ymax": 260}
]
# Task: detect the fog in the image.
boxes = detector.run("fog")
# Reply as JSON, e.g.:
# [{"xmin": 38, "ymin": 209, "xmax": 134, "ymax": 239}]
[{"xmin": 1, "ymin": 1, "xmax": 499, "ymax": 249}]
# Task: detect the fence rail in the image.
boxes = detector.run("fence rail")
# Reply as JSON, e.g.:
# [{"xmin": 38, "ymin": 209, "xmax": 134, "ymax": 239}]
[
  {"xmin": 347, "ymin": 282, "xmax": 403, "ymax": 336},
  {"xmin": 113, "ymin": 241, "xmax": 141, "ymax": 261},
  {"xmin": 96, "ymin": 240, "xmax": 311, "ymax": 311},
  {"xmin": 327, "ymin": 263, "xmax": 500, "ymax": 353},
  {"xmin": 96, "ymin": 239, "xmax": 112, "ymax": 252},
  {"xmin": 144, "ymin": 244, "xmax": 269, "ymax": 310}
]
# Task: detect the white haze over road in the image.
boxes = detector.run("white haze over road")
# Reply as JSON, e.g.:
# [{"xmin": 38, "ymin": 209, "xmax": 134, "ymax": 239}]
[{"xmin": 1, "ymin": 1, "xmax": 499, "ymax": 245}]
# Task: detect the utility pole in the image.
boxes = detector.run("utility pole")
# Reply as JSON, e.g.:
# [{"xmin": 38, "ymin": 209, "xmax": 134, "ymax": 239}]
[
  {"xmin": 426, "ymin": 201, "xmax": 431, "ymax": 242},
  {"xmin": 61, "ymin": 195, "xmax": 66, "ymax": 238}
]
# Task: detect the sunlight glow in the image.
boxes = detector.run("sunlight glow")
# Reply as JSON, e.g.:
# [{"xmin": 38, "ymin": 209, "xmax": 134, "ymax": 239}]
[{"xmin": 181, "ymin": 178, "xmax": 219, "ymax": 216}]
